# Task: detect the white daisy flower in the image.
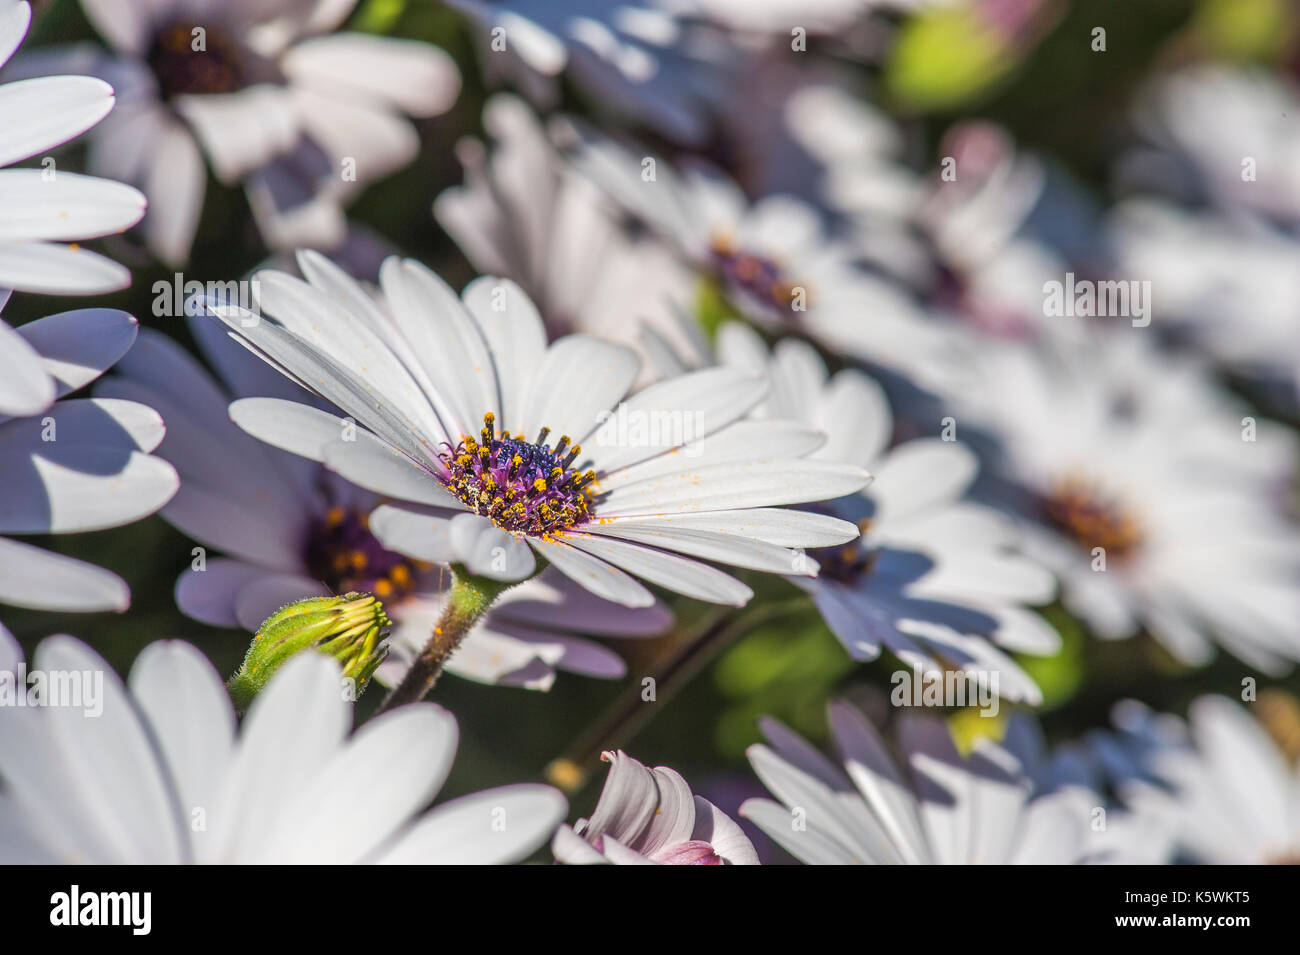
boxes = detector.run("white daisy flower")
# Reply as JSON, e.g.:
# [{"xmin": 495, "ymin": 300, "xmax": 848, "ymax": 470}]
[
  {"xmin": 774, "ymin": 82, "xmax": 931, "ymax": 282},
  {"xmin": 997, "ymin": 704, "xmax": 1176, "ymax": 864},
  {"xmin": 1121, "ymin": 64, "xmax": 1300, "ymax": 223},
  {"xmin": 552, "ymin": 749, "xmax": 759, "ymax": 864},
  {"xmin": 434, "ymin": 93, "xmax": 693, "ymax": 367},
  {"xmin": 571, "ymin": 134, "xmax": 952, "ymax": 379},
  {"xmin": 449, "ymin": 0, "xmax": 713, "ymax": 144},
  {"xmin": 717, "ymin": 323, "xmax": 1059, "ymax": 703},
  {"xmin": 0, "ymin": 631, "xmax": 567, "ymax": 864},
  {"xmin": 741, "ymin": 701, "xmax": 1097, "ymax": 864},
  {"xmin": 18, "ymin": 0, "xmax": 459, "ymax": 264},
  {"xmin": 204, "ymin": 249, "xmax": 871, "ymax": 613},
  {"xmin": 1116, "ymin": 695, "xmax": 1300, "ymax": 865},
  {"xmin": 1107, "ymin": 198, "xmax": 1300, "ymax": 404},
  {"xmin": 658, "ymin": 0, "xmax": 878, "ymax": 36},
  {"xmin": 955, "ymin": 332, "xmax": 1300, "ymax": 673},
  {"xmin": 102, "ymin": 323, "xmax": 671, "ymax": 692},
  {"xmin": 0, "ymin": 300, "xmax": 178, "ymax": 619},
  {"xmin": 0, "ymin": 0, "xmax": 144, "ymax": 294}
]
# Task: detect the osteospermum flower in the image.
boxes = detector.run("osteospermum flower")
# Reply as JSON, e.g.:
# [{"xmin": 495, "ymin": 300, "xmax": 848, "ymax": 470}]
[
  {"xmin": 102, "ymin": 321, "xmax": 672, "ymax": 690},
  {"xmin": 17, "ymin": 0, "xmax": 459, "ymax": 264},
  {"xmin": 1107, "ymin": 200, "xmax": 1300, "ymax": 409},
  {"xmin": 717, "ymin": 323, "xmax": 1058, "ymax": 703},
  {"xmin": 954, "ymin": 332, "xmax": 1300, "ymax": 673},
  {"xmin": 1112, "ymin": 696, "xmax": 1300, "ymax": 865},
  {"xmin": 571, "ymin": 133, "xmax": 951, "ymax": 379},
  {"xmin": 0, "ymin": 301, "xmax": 178, "ymax": 622},
  {"xmin": 1122, "ymin": 64, "xmax": 1300, "ymax": 224},
  {"xmin": 0, "ymin": 632, "xmax": 567, "ymax": 863},
  {"xmin": 450, "ymin": 0, "xmax": 713, "ymax": 144},
  {"xmin": 552, "ymin": 749, "xmax": 758, "ymax": 864},
  {"xmin": 435, "ymin": 94, "xmax": 692, "ymax": 363},
  {"xmin": 203, "ymin": 250, "xmax": 870, "ymax": 612},
  {"xmin": 741, "ymin": 701, "xmax": 1095, "ymax": 864},
  {"xmin": 0, "ymin": 0, "xmax": 144, "ymax": 294}
]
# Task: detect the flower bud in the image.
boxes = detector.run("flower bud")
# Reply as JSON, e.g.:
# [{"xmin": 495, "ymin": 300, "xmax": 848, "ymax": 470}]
[{"xmin": 228, "ymin": 592, "xmax": 389, "ymax": 712}]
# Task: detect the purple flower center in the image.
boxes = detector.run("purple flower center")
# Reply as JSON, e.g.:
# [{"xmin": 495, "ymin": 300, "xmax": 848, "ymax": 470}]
[
  {"xmin": 306, "ymin": 507, "xmax": 421, "ymax": 600},
  {"xmin": 439, "ymin": 413, "xmax": 596, "ymax": 535},
  {"xmin": 709, "ymin": 233, "xmax": 804, "ymax": 313},
  {"xmin": 147, "ymin": 22, "xmax": 245, "ymax": 99}
]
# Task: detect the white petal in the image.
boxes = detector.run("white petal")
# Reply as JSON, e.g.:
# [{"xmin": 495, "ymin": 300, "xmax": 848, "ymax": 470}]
[
  {"xmin": 29, "ymin": 637, "xmax": 184, "ymax": 862},
  {"xmin": 871, "ymin": 440, "xmax": 978, "ymax": 523},
  {"xmin": 0, "ymin": 170, "xmax": 144, "ymax": 241},
  {"xmin": 368, "ymin": 503, "xmax": 458, "ymax": 563},
  {"xmin": 0, "ymin": 240, "xmax": 131, "ymax": 294},
  {"xmin": 282, "ymin": 32, "xmax": 460, "ymax": 117},
  {"xmin": 17, "ymin": 308, "xmax": 138, "ymax": 399},
  {"xmin": 596, "ymin": 507, "xmax": 859, "ymax": 548},
  {"xmin": 0, "ymin": 76, "xmax": 114, "ymax": 165},
  {"xmin": 0, "ymin": 408, "xmax": 178, "ymax": 533},
  {"xmin": 261, "ymin": 704, "xmax": 458, "ymax": 863},
  {"xmin": 583, "ymin": 367, "xmax": 767, "ymax": 473},
  {"xmin": 322, "ymin": 435, "xmax": 460, "ymax": 509},
  {"xmin": 0, "ymin": 535, "xmax": 127, "ymax": 611},
  {"xmin": 174, "ymin": 558, "xmax": 264, "ymax": 628},
  {"xmin": 128, "ymin": 640, "xmax": 237, "ymax": 861},
  {"xmin": 373, "ymin": 784, "xmax": 567, "ymax": 864},
  {"xmin": 558, "ymin": 531, "xmax": 753, "ymax": 605},
  {"xmin": 0, "ymin": 0, "xmax": 31, "ymax": 68},
  {"xmin": 205, "ymin": 654, "xmax": 350, "ymax": 863},
  {"xmin": 586, "ymin": 520, "xmax": 812, "ymax": 575},
  {"xmin": 0, "ymin": 317, "xmax": 53, "ymax": 416},
  {"xmin": 174, "ymin": 85, "xmax": 298, "ymax": 183},
  {"xmin": 448, "ymin": 512, "xmax": 536, "ymax": 581},
  {"xmin": 521, "ymin": 334, "xmax": 639, "ymax": 445},
  {"xmin": 228, "ymin": 396, "xmax": 352, "ymax": 462},
  {"xmin": 461, "ymin": 276, "xmax": 547, "ymax": 435},
  {"xmin": 527, "ymin": 535, "xmax": 654, "ymax": 607},
  {"xmin": 142, "ymin": 121, "xmax": 205, "ymax": 266},
  {"xmin": 597, "ymin": 460, "xmax": 871, "ymax": 517}
]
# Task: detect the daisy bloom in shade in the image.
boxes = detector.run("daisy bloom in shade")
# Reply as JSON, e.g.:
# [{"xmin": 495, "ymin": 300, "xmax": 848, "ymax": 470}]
[
  {"xmin": 449, "ymin": 0, "xmax": 713, "ymax": 144},
  {"xmin": 1121, "ymin": 64, "xmax": 1300, "ymax": 224},
  {"xmin": 571, "ymin": 134, "xmax": 952, "ymax": 380},
  {"xmin": 718, "ymin": 323, "xmax": 1058, "ymax": 704},
  {"xmin": 741, "ymin": 701, "xmax": 1095, "ymax": 864},
  {"xmin": 552, "ymin": 749, "xmax": 759, "ymax": 864},
  {"xmin": 0, "ymin": 299, "xmax": 178, "ymax": 622},
  {"xmin": 204, "ymin": 249, "xmax": 871, "ymax": 613},
  {"xmin": 0, "ymin": 0, "xmax": 144, "ymax": 294},
  {"xmin": 18, "ymin": 0, "xmax": 459, "ymax": 264},
  {"xmin": 102, "ymin": 321, "xmax": 670, "ymax": 692},
  {"xmin": 0, "ymin": 631, "xmax": 567, "ymax": 863},
  {"xmin": 1106, "ymin": 199, "xmax": 1300, "ymax": 409},
  {"xmin": 434, "ymin": 94, "xmax": 692, "ymax": 364},
  {"xmin": 1113, "ymin": 695, "xmax": 1300, "ymax": 865},
  {"xmin": 955, "ymin": 332, "xmax": 1300, "ymax": 674}
]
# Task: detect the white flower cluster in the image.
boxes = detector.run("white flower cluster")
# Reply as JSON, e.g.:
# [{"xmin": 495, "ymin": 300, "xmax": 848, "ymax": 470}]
[{"xmin": 0, "ymin": 0, "xmax": 1296, "ymax": 870}]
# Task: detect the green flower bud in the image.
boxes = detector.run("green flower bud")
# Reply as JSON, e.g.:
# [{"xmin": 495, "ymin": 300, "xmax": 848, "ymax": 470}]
[{"xmin": 228, "ymin": 592, "xmax": 390, "ymax": 712}]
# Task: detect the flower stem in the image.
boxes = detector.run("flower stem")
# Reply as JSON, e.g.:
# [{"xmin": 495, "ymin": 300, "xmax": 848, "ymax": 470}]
[{"xmin": 378, "ymin": 566, "xmax": 514, "ymax": 711}]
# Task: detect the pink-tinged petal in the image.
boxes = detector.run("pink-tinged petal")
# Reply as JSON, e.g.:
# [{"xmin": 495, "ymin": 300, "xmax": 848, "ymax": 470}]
[
  {"xmin": 689, "ymin": 796, "xmax": 760, "ymax": 865},
  {"xmin": 652, "ymin": 839, "xmax": 725, "ymax": 865},
  {"xmin": 635, "ymin": 766, "xmax": 695, "ymax": 856},
  {"xmin": 582, "ymin": 750, "xmax": 658, "ymax": 844}
]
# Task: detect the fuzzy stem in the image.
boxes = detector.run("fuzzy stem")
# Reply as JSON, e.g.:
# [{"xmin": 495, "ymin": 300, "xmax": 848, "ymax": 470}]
[{"xmin": 379, "ymin": 566, "xmax": 514, "ymax": 711}]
